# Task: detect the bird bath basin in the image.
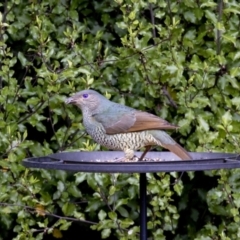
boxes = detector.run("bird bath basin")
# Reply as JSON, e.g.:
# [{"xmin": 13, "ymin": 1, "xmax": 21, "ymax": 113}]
[
  {"xmin": 22, "ymin": 151, "xmax": 240, "ymax": 172},
  {"xmin": 22, "ymin": 151, "xmax": 240, "ymax": 240}
]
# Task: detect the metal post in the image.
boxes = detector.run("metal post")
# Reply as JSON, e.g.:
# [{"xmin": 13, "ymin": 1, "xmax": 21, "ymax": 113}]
[{"xmin": 140, "ymin": 173, "xmax": 147, "ymax": 240}]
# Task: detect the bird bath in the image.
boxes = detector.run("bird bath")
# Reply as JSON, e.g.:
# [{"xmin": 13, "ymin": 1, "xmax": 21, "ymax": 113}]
[{"xmin": 23, "ymin": 151, "xmax": 240, "ymax": 240}]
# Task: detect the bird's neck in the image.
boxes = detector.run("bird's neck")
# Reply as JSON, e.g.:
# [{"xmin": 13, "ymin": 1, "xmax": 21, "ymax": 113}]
[
  {"xmin": 80, "ymin": 101, "xmax": 112, "ymax": 133},
  {"xmin": 82, "ymin": 109, "xmax": 105, "ymax": 134}
]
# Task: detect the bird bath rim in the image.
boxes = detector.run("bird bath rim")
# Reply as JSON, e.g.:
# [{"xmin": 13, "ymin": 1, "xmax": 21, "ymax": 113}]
[{"xmin": 22, "ymin": 151, "xmax": 240, "ymax": 173}]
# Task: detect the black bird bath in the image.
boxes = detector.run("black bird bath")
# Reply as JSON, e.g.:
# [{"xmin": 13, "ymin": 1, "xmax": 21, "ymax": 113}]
[{"xmin": 23, "ymin": 152, "xmax": 240, "ymax": 240}]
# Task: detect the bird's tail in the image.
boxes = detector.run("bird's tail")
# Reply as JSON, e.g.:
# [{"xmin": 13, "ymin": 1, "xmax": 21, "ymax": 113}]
[
  {"xmin": 150, "ymin": 130, "xmax": 192, "ymax": 160},
  {"xmin": 161, "ymin": 142, "xmax": 192, "ymax": 160}
]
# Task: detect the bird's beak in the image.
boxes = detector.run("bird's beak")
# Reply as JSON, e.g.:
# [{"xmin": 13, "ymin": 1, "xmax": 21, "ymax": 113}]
[{"xmin": 65, "ymin": 97, "xmax": 77, "ymax": 104}]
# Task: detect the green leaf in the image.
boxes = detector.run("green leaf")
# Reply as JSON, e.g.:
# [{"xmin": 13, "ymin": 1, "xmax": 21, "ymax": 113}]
[
  {"xmin": 230, "ymin": 67, "xmax": 240, "ymax": 77},
  {"xmin": 18, "ymin": 52, "xmax": 28, "ymax": 67},
  {"xmin": 205, "ymin": 10, "xmax": 217, "ymax": 23},
  {"xmin": 222, "ymin": 34, "xmax": 236, "ymax": 47},
  {"xmin": 101, "ymin": 229, "xmax": 111, "ymax": 239},
  {"xmin": 75, "ymin": 172, "xmax": 87, "ymax": 184},
  {"xmin": 197, "ymin": 116, "xmax": 209, "ymax": 131},
  {"xmin": 200, "ymin": 2, "xmax": 217, "ymax": 8},
  {"xmin": 57, "ymin": 181, "xmax": 65, "ymax": 192},
  {"xmin": 117, "ymin": 206, "xmax": 129, "ymax": 218},
  {"xmin": 224, "ymin": 8, "xmax": 240, "ymax": 15},
  {"xmin": 222, "ymin": 111, "xmax": 232, "ymax": 126},
  {"xmin": 109, "ymin": 185, "xmax": 116, "ymax": 195},
  {"xmin": 108, "ymin": 211, "xmax": 117, "ymax": 220},
  {"xmin": 114, "ymin": 198, "xmax": 128, "ymax": 210},
  {"xmin": 68, "ymin": 184, "xmax": 82, "ymax": 198},
  {"xmin": 231, "ymin": 97, "xmax": 240, "ymax": 108},
  {"xmin": 78, "ymin": 68, "xmax": 91, "ymax": 75},
  {"xmin": 62, "ymin": 202, "xmax": 76, "ymax": 215},
  {"xmin": 184, "ymin": 11, "xmax": 197, "ymax": 23},
  {"xmin": 233, "ymin": 52, "xmax": 240, "ymax": 61},
  {"xmin": 98, "ymin": 209, "xmax": 107, "ymax": 221},
  {"xmin": 129, "ymin": 11, "xmax": 136, "ymax": 20},
  {"xmin": 86, "ymin": 200, "xmax": 102, "ymax": 212},
  {"xmin": 166, "ymin": 65, "xmax": 178, "ymax": 74}
]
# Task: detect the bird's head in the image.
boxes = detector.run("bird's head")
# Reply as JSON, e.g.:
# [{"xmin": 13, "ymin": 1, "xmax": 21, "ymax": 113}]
[{"xmin": 65, "ymin": 89, "xmax": 109, "ymax": 113}]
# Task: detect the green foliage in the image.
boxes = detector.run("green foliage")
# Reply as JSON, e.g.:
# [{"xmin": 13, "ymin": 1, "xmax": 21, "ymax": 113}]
[{"xmin": 1, "ymin": 0, "xmax": 240, "ymax": 239}]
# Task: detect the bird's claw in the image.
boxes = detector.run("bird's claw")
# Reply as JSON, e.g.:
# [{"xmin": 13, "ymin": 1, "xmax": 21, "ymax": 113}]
[{"xmin": 112, "ymin": 155, "xmax": 139, "ymax": 162}]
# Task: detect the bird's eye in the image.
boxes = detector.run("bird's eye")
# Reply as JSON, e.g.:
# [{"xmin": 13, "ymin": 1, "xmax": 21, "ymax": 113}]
[{"xmin": 82, "ymin": 94, "xmax": 88, "ymax": 98}]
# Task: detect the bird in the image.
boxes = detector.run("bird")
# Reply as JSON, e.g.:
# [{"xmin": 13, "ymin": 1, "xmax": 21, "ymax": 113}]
[{"xmin": 65, "ymin": 89, "xmax": 192, "ymax": 161}]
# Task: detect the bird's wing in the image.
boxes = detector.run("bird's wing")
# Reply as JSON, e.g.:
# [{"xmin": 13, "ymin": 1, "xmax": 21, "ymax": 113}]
[
  {"xmin": 127, "ymin": 111, "xmax": 178, "ymax": 132},
  {"xmin": 94, "ymin": 106, "xmax": 178, "ymax": 134}
]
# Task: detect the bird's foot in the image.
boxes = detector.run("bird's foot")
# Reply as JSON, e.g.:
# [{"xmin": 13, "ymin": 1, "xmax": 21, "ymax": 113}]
[
  {"xmin": 112, "ymin": 157, "xmax": 128, "ymax": 162},
  {"xmin": 112, "ymin": 155, "xmax": 139, "ymax": 162}
]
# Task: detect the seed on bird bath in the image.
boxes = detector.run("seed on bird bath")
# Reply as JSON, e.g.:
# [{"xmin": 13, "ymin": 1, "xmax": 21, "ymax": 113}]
[{"xmin": 91, "ymin": 157, "xmax": 166, "ymax": 162}]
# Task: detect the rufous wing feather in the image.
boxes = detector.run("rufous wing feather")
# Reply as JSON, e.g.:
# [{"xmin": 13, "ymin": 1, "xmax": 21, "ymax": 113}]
[
  {"xmin": 105, "ymin": 111, "xmax": 178, "ymax": 134},
  {"xmin": 128, "ymin": 111, "xmax": 178, "ymax": 132}
]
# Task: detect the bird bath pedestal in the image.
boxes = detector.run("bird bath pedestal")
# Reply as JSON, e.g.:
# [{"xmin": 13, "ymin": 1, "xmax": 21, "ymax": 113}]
[{"xmin": 23, "ymin": 152, "xmax": 240, "ymax": 240}]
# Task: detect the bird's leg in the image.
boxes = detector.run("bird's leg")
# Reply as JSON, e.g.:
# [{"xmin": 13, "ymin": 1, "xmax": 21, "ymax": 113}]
[
  {"xmin": 122, "ymin": 149, "xmax": 135, "ymax": 162},
  {"xmin": 138, "ymin": 146, "xmax": 151, "ymax": 161},
  {"xmin": 112, "ymin": 149, "xmax": 135, "ymax": 162}
]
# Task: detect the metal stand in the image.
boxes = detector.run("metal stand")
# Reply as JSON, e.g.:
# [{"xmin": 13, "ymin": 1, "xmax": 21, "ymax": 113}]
[
  {"xmin": 22, "ymin": 151, "xmax": 240, "ymax": 240},
  {"xmin": 140, "ymin": 173, "xmax": 147, "ymax": 240}
]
